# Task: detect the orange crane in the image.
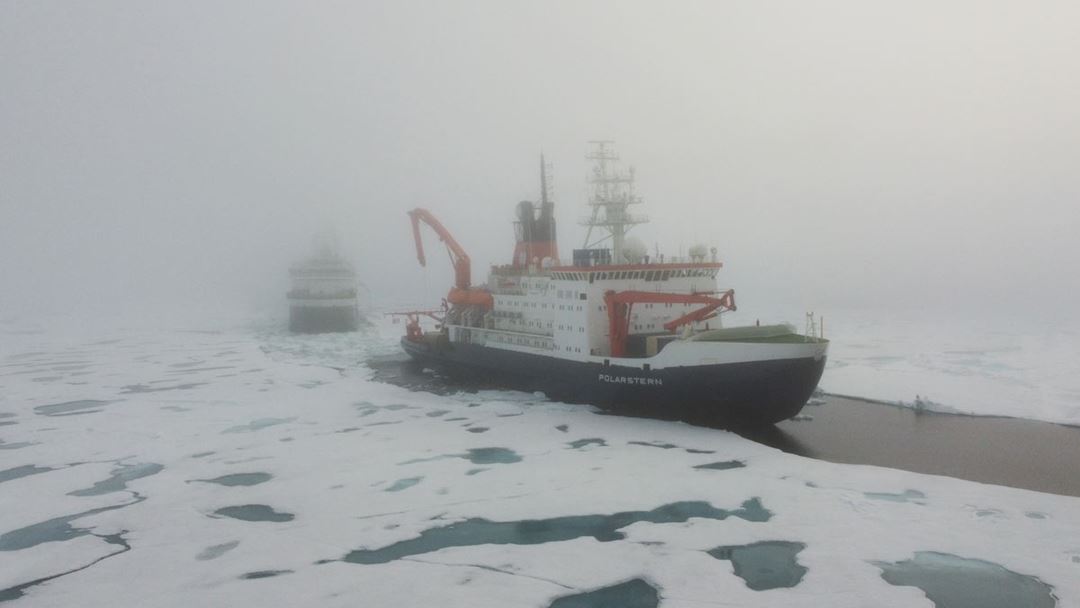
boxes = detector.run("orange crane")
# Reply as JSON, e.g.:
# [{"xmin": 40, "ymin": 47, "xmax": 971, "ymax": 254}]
[
  {"xmin": 408, "ymin": 208, "xmax": 493, "ymax": 309},
  {"xmin": 604, "ymin": 289, "xmax": 737, "ymax": 357}
]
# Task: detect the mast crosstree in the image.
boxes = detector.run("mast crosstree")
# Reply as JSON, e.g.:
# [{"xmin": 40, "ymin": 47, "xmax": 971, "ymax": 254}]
[{"xmin": 580, "ymin": 141, "xmax": 648, "ymax": 263}]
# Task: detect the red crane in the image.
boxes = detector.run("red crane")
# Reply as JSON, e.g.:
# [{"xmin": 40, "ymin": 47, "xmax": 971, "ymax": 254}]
[
  {"xmin": 604, "ymin": 289, "xmax": 737, "ymax": 357},
  {"xmin": 408, "ymin": 208, "xmax": 493, "ymax": 308}
]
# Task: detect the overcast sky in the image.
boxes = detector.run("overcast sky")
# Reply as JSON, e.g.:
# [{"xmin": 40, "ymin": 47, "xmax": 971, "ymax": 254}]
[{"xmin": 3, "ymin": 1, "xmax": 1079, "ymax": 323}]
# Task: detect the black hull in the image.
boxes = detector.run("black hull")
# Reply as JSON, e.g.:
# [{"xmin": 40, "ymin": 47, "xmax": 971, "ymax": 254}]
[
  {"xmin": 401, "ymin": 338, "xmax": 826, "ymax": 426},
  {"xmin": 289, "ymin": 305, "xmax": 359, "ymax": 333}
]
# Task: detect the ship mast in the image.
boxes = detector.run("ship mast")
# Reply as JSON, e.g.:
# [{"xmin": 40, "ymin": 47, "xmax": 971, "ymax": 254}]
[
  {"xmin": 580, "ymin": 141, "xmax": 647, "ymax": 263},
  {"xmin": 540, "ymin": 153, "xmax": 553, "ymax": 207},
  {"xmin": 540, "ymin": 153, "xmax": 556, "ymax": 248}
]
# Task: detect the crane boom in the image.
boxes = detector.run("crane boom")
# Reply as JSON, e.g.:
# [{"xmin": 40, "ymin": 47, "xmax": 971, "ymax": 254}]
[
  {"xmin": 604, "ymin": 289, "xmax": 737, "ymax": 357},
  {"xmin": 408, "ymin": 208, "xmax": 472, "ymax": 289}
]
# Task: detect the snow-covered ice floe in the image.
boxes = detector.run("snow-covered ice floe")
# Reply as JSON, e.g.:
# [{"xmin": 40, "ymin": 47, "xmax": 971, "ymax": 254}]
[
  {"xmin": 729, "ymin": 307, "xmax": 1080, "ymax": 427},
  {"xmin": 1, "ymin": 316, "xmax": 1078, "ymax": 607}
]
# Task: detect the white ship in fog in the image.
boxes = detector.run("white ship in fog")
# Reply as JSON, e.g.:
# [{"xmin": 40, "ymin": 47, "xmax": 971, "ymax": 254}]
[
  {"xmin": 396, "ymin": 143, "xmax": 828, "ymax": 425},
  {"xmin": 288, "ymin": 235, "xmax": 361, "ymax": 333}
]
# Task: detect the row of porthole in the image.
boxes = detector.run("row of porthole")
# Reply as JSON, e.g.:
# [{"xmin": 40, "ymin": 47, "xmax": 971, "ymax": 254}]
[
  {"xmin": 497, "ymin": 318, "xmax": 554, "ymax": 332},
  {"xmin": 488, "ymin": 333, "xmax": 552, "ymax": 349}
]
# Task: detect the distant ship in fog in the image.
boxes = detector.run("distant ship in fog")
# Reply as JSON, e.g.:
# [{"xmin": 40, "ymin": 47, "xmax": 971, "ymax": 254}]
[{"xmin": 288, "ymin": 234, "xmax": 361, "ymax": 333}]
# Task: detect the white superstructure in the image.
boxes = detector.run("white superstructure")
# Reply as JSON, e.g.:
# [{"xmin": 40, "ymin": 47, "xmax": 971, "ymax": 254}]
[{"xmin": 288, "ymin": 235, "xmax": 361, "ymax": 333}]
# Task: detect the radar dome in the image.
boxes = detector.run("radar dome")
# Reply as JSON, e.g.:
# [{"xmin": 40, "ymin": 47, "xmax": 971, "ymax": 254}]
[
  {"xmin": 689, "ymin": 244, "xmax": 708, "ymax": 262},
  {"xmin": 622, "ymin": 237, "xmax": 647, "ymax": 264}
]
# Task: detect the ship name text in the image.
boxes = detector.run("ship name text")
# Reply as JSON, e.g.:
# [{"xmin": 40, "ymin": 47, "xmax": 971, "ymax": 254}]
[{"xmin": 598, "ymin": 374, "xmax": 663, "ymax": 386}]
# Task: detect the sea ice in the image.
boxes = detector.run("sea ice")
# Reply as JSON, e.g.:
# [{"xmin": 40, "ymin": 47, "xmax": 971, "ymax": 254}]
[{"xmin": 0, "ymin": 316, "xmax": 1078, "ymax": 607}]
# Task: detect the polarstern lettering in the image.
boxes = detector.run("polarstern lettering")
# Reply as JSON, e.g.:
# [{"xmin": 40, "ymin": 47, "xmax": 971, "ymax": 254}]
[{"xmin": 598, "ymin": 374, "xmax": 663, "ymax": 386}]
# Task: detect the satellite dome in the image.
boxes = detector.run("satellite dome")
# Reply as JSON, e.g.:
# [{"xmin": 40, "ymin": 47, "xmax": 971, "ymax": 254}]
[
  {"xmin": 623, "ymin": 237, "xmax": 647, "ymax": 264},
  {"xmin": 689, "ymin": 244, "xmax": 708, "ymax": 261}
]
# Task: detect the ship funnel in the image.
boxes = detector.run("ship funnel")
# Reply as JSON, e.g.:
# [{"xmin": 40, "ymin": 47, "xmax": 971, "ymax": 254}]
[
  {"xmin": 510, "ymin": 158, "xmax": 560, "ymax": 268},
  {"xmin": 517, "ymin": 200, "xmax": 535, "ymax": 222}
]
